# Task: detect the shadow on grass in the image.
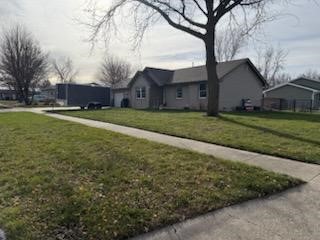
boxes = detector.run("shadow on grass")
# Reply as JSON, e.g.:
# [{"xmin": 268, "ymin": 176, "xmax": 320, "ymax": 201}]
[
  {"xmin": 51, "ymin": 108, "xmax": 320, "ymax": 147},
  {"xmin": 125, "ymin": 109, "xmax": 320, "ymax": 123},
  {"xmin": 219, "ymin": 115, "xmax": 320, "ymax": 147},
  {"xmin": 224, "ymin": 111, "xmax": 320, "ymax": 123}
]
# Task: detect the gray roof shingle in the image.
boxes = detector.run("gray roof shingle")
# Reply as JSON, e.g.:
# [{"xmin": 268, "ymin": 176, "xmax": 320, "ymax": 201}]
[
  {"xmin": 144, "ymin": 68, "xmax": 173, "ymax": 86},
  {"xmin": 291, "ymin": 78, "xmax": 320, "ymax": 91},
  {"xmin": 170, "ymin": 58, "xmax": 247, "ymax": 85},
  {"xmin": 118, "ymin": 58, "xmax": 265, "ymax": 89}
]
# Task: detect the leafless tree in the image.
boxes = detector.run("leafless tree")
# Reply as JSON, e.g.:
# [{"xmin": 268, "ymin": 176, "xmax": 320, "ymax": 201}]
[
  {"xmin": 0, "ymin": 25, "xmax": 49, "ymax": 104},
  {"xmin": 299, "ymin": 69, "xmax": 320, "ymax": 80},
  {"xmin": 85, "ymin": 0, "xmax": 280, "ymax": 116},
  {"xmin": 38, "ymin": 79, "xmax": 52, "ymax": 89},
  {"xmin": 99, "ymin": 55, "xmax": 132, "ymax": 88},
  {"xmin": 215, "ymin": 26, "xmax": 250, "ymax": 62},
  {"xmin": 257, "ymin": 45, "xmax": 289, "ymax": 87},
  {"xmin": 52, "ymin": 57, "xmax": 78, "ymax": 83}
]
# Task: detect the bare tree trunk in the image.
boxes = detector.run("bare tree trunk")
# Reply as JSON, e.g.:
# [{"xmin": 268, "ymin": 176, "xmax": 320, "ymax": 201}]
[
  {"xmin": 16, "ymin": 84, "xmax": 24, "ymax": 103},
  {"xmin": 205, "ymin": 33, "xmax": 219, "ymax": 117},
  {"xmin": 23, "ymin": 88, "xmax": 30, "ymax": 105}
]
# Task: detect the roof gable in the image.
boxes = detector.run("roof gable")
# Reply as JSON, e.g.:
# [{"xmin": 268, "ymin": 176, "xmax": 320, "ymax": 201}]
[{"xmin": 144, "ymin": 68, "xmax": 173, "ymax": 86}]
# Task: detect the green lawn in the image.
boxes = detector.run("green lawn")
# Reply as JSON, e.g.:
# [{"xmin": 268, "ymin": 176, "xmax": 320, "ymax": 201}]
[
  {"xmin": 58, "ymin": 109, "xmax": 320, "ymax": 164},
  {"xmin": 0, "ymin": 113, "xmax": 300, "ymax": 240}
]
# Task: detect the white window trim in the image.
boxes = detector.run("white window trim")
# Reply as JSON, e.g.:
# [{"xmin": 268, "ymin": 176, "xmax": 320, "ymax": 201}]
[
  {"xmin": 136, "ymin": 87, "xmax": 146, "ymax": 99},
  {"xmin": 176, "ymin": 87, "xmax": 183, "ymax": 99},
  {"xmin": 199, "ymin": 83, "xmax": 207, "ymax": 99}
]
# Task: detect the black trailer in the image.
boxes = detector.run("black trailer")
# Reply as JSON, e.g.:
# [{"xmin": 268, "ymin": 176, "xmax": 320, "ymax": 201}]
[{"xmin": 56, "ymin": 83, "xmax": 110, "ymax": 108}]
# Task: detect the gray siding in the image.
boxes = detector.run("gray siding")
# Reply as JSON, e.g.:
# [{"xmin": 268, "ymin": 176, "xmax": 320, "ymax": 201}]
[
  {"xmin": 164, "ymin": 63, "xmax": 264, "ymax": 111},
  {"xmin": 164, "ymin": 84, "xmax": 190, "ymax": 109},
  {"xmin": 130, "ymin": 75, "xmax": 151, "ymax": 109},
  {"xmin": 265, "ymin": 85, "xmax": 313, "ymax": 100},
  {"xmin": 164, "ymin": 83, "xmax": 207, "ymax": 110},
  {"xmin": 129, "ymin": 75, "xmax": 163, "ymax": 109},
  {"xmin": 219, "ymin": 64, "xmax": 264, "ymax": 110},
  {"xmin": 149, "ymin": 85, "xmax": 163, "ymax": 109}
]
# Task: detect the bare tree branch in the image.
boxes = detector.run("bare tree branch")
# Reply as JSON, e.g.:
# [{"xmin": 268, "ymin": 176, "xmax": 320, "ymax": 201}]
[
  {"xmin": 256, "ymin": 45, "xmax": 289, "ymax": 87},
  {"xmin": 215, "ymin": 26, "xmax": 248, "ymax": 62},
  {"xmin": 98, "ymin": 54, "xmax": 132, "ymax": 88},
  {"xmin": 52, "ymin": 57, "xmax": 78, "ymax": 83}
]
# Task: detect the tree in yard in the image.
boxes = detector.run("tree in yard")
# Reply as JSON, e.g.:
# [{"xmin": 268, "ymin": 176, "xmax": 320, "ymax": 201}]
[
  {"xmin": 85, "ymin": 0, "xmax": 278, "ymax": 116},
  {"xmin": 52, "ymin": 57, "xmax": 78, "ymax": 83},
  {"xmin": 0, "ymin": 25, "xmax": 49, "ymax": 104},
  {"xmin": 98, "ymin": 55, "xmax": 132, "ymax": 88},
  {"xmin": 256, "ymin": 45, "xmax": 290, "ymax": 87}
]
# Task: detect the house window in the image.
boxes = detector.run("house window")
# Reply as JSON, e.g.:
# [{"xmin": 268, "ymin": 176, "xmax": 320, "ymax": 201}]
[
  {"xmin": 199, "ymin": 83, "xmax": 207, "ymax": 98},
  {"xmin": 136, "ymin": 87, "xmax": 146, "ymax": 99},
  {"xmin": 176, "ymin": 87, "xmax": 183, "ymax": 99}
]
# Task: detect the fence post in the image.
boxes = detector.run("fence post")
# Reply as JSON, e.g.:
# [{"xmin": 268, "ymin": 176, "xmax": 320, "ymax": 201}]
[
  {"xmin": 293, "ymin": 99, "xmax": 296, "ymax": 112},
  {"xmin": 310, "ymin": 100, "xmax": 313, "ymax": 113}
]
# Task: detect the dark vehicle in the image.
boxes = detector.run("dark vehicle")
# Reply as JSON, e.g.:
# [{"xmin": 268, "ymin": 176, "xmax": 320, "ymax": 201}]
[{"xmin": 56, "ymin": 83, "xmax": 110, "ymax": 109}]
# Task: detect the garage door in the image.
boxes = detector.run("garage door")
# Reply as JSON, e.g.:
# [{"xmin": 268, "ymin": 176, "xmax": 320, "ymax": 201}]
[{"xmin": 114, "ymin": 92, "xmax": 124, "ymax": 107}]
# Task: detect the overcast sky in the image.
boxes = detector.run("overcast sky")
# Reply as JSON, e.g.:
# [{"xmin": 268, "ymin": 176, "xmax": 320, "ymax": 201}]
[{"xmin": 1, "ymin": 0, "xmax": 320, "ymax": 83}]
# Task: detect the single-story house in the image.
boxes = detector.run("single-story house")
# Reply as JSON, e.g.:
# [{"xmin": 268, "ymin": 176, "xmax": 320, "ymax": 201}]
[
  {"xmin": 0, "ymin": 87, "xmax": 16, "ymax": 100},
  {"xmin": 113, "ymin": 58, "xmax": 267, "ymax": 111},
  {"xmin": 263, "ymin": 78, "xmax": 320, "ymax": 109}
]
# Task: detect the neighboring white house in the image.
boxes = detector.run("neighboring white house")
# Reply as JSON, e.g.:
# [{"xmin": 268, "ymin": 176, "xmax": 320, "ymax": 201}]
[{"xmin": 112, "ymin": 58, "xmax": 268, "ymax": 111}]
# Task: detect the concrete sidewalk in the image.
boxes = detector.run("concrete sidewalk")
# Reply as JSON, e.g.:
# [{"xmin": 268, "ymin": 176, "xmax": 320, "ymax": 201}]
[
  {"xmin": 2, "ymin": 108, "xmax": 320, "ymax": 240},
  {"xmin": 42, "ymin": 111, "xmax": 320, "ymax": 182},
  {"xmin": 131, "ymin": 175, "xmax": 320, "ymax": 240}
]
